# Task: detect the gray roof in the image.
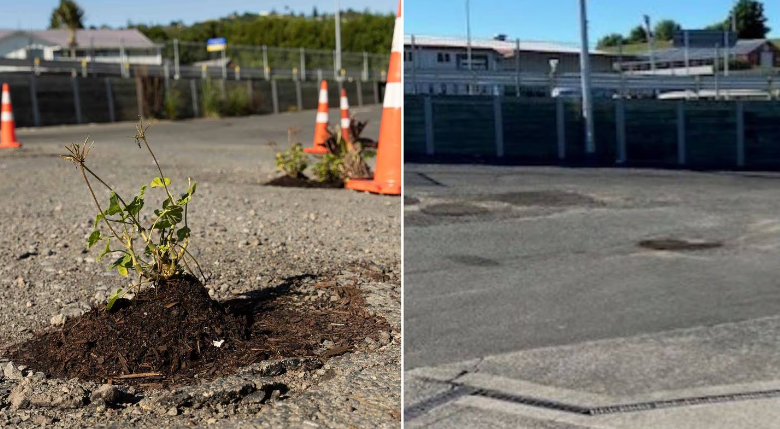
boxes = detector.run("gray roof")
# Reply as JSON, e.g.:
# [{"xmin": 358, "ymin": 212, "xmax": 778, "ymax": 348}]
[
  {"xmin": 404, "ymin": 35, "xmax": 610, "ymax": 56},
  {"xmin": 0, "ymin": 29, "xmax": 155, "ymax": 49},
  {"xmin": 629, "ymin": 39, "xmax": 772, "ymax": 64}
]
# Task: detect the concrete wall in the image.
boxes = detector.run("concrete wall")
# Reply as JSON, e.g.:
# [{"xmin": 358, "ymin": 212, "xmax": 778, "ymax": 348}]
[
  {"xmin": 406, "ymin": 94, "xmax": 780, "ymax": 170},
  {"xmin": 0, "ymin": 74, "xmax": 383, "ymax": 128}
]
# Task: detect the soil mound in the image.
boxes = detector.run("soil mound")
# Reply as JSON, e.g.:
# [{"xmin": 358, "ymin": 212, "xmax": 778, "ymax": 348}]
[
  {"xmin": 7, "ymin": 268, "xmax": 392, "ymax": 388},
  {"xmin": 264, "ymin": 175, "xmax": 343, "ymax": 189}
]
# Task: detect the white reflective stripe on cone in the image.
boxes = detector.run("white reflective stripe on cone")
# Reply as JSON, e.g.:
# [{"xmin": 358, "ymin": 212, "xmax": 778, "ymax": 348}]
[
  {"xmin": 0, "ymin": 111, "xmax": 14, "ymax": 121},
  {"xmin": 382, "ymin": 82, "xmax": 402, "ymax": 109},
  {"xmin": 341, "ymin": 118, "xmax": 350, "ymax": 128},
  {"xmin": 319, "ymin": 90, "xmax": 328, "ymax": 104},
  {"xmin": 340, "ymin": 98, "xmax": 349, "ymax": 109},
  {"xmin": 391, "ymin": 17, "xmax": 403, "ymax": 53},
  {"xmin": 316, "ymin": 112, "xmax": 329, "ymax": 123}
]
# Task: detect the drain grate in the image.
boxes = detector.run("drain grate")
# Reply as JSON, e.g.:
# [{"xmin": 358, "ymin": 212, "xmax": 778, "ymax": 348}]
[
  {"xmin": 638, "ymin": 238, "xmax": 723, "ymax": 252},
  {"xmin": 405, "ymin": 377, "xmax": 780, "ymax": 421},
  {"xmin": 404, "ymin": 385, "xmax": 477, "ymax": 421}
]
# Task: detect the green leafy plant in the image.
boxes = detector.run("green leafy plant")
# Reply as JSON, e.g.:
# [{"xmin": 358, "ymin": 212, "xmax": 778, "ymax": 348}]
[
  {"xmin": 312, "ymin": 152, "xmax": 343, "ymax": 183},
  {"xmin": 275, "ymin": 127, "xmax": 309, "ymax": 178},
  {"xmin": 61, "ymin": 119, "xmax": 204, "ymax": 310},
  {"xmin": 225, "ymin": 86, "xmax": 251, "ymax": 116},
  {"xmin": 320, "ymin": 118, "xmax": 374, "ymax": 180},
  {"xmin": 201, "ymin": 79, "xmax": 222, "ymax": 118},
  {"xmin": 164, "ymin": 86, "xmax": 181, "ymax": 120}
]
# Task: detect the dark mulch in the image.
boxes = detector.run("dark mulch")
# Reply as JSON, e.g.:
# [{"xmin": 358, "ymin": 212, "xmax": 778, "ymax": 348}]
[
  {"xmin": 5, "ymin": 268, "xmax": 392, "ymax": 388},
  {"xmin": 638, "ymin": 238, "xmax": 724, "ymax": 252},
  {"xmin": 264, "ymin": 174, "xmax": 343, "ymax": 189}
]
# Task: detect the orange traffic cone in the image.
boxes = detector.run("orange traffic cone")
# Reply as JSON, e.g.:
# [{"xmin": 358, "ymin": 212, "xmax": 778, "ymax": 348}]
[
  {"xmin": 340, "ymin": 88, "xmax": 351, "ymax": 144},
  {"xmin": 0, "ymin": 84, "xmax": 21, "ymax": 149},
  {"xmin": 345, "ymin": 0, "xmax": 401, "ymax": 195},
  {"xmin": 304, "ymin": 80, "xmax": 330, "ymax": 155}
]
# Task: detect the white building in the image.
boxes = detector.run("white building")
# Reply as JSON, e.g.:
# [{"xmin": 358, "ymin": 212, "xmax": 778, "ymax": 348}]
[
  {"xmin": 0, "ymin": 29, "xmax": 161, "ymax": 65},
  {"xmin": 404, "ymin": 35, "xmax": 619, "ymax": 95}
]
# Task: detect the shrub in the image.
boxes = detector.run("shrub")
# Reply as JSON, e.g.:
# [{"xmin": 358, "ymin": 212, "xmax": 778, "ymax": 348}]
[
  {"xmin": 164, "ymin": 87, "xmax": 181, "ymax": 120},
  {"xmin": 224, "ymin": 86, "xmax": 251, "ymax": 116},
  {"xmin": 61, "ymin": 119, "xmax": 203, "ymax": 310},
  {"xmin": 201, "ymin": 79, "xmax": 222, "ymax": 118},
  {"xmin": 275, "ymin": 142, "xmax": 309, "ymax": 178},
  {"xmin": 312, "ymin": 153, "xmax": 343, "ymax": 183},
  {"xmin": 320, "ymin": 118, "xmax": 375, "ymax": 180}
]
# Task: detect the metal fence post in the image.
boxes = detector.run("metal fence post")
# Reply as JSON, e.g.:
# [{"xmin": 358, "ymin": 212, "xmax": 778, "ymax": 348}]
[
  {"xmin": 333, "ymin": 50, "xmax": 338, "ymax": 80},
  {"xmin": 424, "ymin": 95, "xmax": 435, "ymax": 156},
  {"xmin": 677, "ymin": 101, "xmax": 686, "ymax": 165},
  {"xmin": 271, "ymin": 79, "xmax": 279, "ymax": 114},
  {"xmin": 190, "ymin": 79, "xmax": 200, "ymax": 117},
  {"xmin": 235, "ymin": 66, "xmax": 241, "ymax": 81},
  {"xmin": 246, "ymin": 79, "xmax": 253, "ymax": 110},
  {"xmin": 515, "ymin": 38, "xmax": 521, "ymax": 97},
  {"xmin": 494, "ymin": 96, "xmax": 504, "ymax": 158},
  {"xmin": 373, "ymin": 81, "xmax": 380, "ymax": 104},
  {"xmin": 356, "ymin": 80, "xmax": 363, "ymax": 106},
  {"xmin": 363, "ymin": 51, "xmax": 369, "ymax": 81},
  {"xmin": 262, "ymin": 45, "xmax": 270, "ymax": 80},
  {"xmin": 615, "ymin": 98, "xmax": 626, "ymax": 163},
  {"xmin": 105, "ymin": 78, "xmax": 116, "ymax": 123},
  {"xmin": 135, "ymin": 77, "xmax": 144, "ymax": 119},
  {"xmin": 736, "ymin": 101, "xmax": 745, "ymax": 167},
  {"xmin": 72, "ymin": 75, "xmax": 82, "ymax": 124},
  {"xmin": 29, "ymin": 75, "xmax": 41, "ymax": 128},
  {"xmin": 300, "ymin": 47, "xmax": 306, "ymax": 81},
  {"xmin": 173, "ymin": 39, "xmax": 180, "ymax": 80},
  {"xmin": 556, "ymin": 97, "xmax": 566, "ymax": 160},
  {"xmin": 163, "ymin": 62, "xmax": 170, "ymax": 90},
  {"xmin": 295, "ymin": 80, "xmax": 303, "ymax": 111},
  {"xmin": 317, "ymin": 69, "xmax": 323, "ymax": 82}
]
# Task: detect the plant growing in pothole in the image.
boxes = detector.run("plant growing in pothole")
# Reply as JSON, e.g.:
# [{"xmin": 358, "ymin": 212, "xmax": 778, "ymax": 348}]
[
  {"xmin": 61, "ymin": 119, "xmax": 204, "ymax": 310},
  {"xmin": 313, "ymin": 118, "xmax": 375, "ymax": 182},
  {"xmin": 275, "ymin": 128, "xmax": 309, "ymax": 178}
]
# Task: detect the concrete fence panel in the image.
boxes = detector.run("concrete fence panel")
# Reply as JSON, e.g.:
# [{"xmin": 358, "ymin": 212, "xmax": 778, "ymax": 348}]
[
  {"xmin": 624, "ymin": 100, "xmax": 678, "ymax": 165},
  {"xmin": 744, "ymin": 102, "xmax": 780, "ymax": 169},
  {"xmin": 502, "ymin": 98, "xmax": 558, "ymax": 162},
  {"xmin": 431, "ymin": 96, "xmax": 496, "ymax": 159},
  {"xmin": 685, "ymin": 102, "xmax": 739, "ymax": 168},
  {"xmin": 37, "ymin": 76, "xmax": 78, "ymax": 126}
]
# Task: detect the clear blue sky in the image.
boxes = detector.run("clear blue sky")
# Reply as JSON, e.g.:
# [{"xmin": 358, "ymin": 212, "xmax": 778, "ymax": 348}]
[
  {"xmin": 406, "ymin": 0, "xmax": 780, "ymax": 44},
  {"xmin": 6, "ymin": 0, "xmax": 396, "ymax": 29}
]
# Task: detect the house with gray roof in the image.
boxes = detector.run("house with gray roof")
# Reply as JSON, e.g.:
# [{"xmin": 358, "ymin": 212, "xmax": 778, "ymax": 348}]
[{"xmin": 0, "ymin": 29, "xmax": 161, "ymax": 65}]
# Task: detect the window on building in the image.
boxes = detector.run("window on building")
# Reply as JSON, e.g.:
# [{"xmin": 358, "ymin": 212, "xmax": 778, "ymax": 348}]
[
  {"xmin": 440, "ymin": 84, "xmax": 447, "ymax": 95},
  {"xmin": 437, "ymin": 52, "xmax": 451, "ymax": 63},
  {"xmin": 444, "ymin": 53, "xmax": 451, "ymax": 62},
  {"xmin": 405, "ymin": 51, "xmax": 413, "ymax": 62}
]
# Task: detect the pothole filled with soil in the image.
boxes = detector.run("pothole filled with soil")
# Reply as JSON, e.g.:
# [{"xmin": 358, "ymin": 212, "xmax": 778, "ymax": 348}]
[
  {"xmin": 479, "ymin": 191, "xmax": 598, "ymax": 207},
  {"xmin": 264, "ymin": 174, "xmax": 343, "ymax": 189},
  {"xmin": 638, "ymin": 238, "xmax": 724, "ymax": 252},
  {"xmin": 446, "ymin": 255, "xmax": 500, "ymax": 267},
  {"xmin": 404, "ymin": 196, "xmax": 420, "ymax": 206},
  {"xmin": 5, "ymin": 268, "xmax": 392, "ymax": 389},
  {"xmin": 421, "ymin": 203, "xmax": 489, "ymax": 217}
]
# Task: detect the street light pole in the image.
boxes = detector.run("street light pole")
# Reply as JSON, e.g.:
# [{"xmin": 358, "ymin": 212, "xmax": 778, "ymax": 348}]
[
  {"xmin": 579, "ymin": 0, "xmax": 595, "ymax": 155},
  {"xmin": 335, "ymin": 0, "xmax": 342, "ymax": 81},
  {"xmin": 644, "ymin": 14, "xmax": 656, "ymax": 72}
]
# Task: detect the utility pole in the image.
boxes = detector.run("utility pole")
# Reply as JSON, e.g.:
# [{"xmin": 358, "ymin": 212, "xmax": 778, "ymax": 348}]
[
  {"xmin": 579, "ymin": 0, "xmax": 595, "ymax": 155},
  {"xmin": 335, "ymin": 0, "xmax": 342, "ymax": 81}
]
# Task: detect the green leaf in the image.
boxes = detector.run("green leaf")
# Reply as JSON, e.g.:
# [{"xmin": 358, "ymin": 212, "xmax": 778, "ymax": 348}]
[
  {"xmin": 176, "ymin": 227, "xmax": 191, "ymax": 241},
  {"xmin": 106, "ymin": 288, "xmax": 124, "ymax": 311},
  {"xmin": 139, "ymin": 185, "xmax": 147, "ymax": 198},
  {"xmin": 125, "ymin": 196, "xmax": 144, "ymax": 218},
  {"xmin": 151, "ymin": 177, "xmax": 171, "ymax": 188},
  {"xmin": 96, "ymin": 239, "xmax": 111, "ymax": 262},
  {"xmin": 87, "ymin": 230, "xmax": 101, "ymax": 249},
  {"xmin": 117, "ymin": 265, "xmax": 128, "ymax": 277},
  {"xmin": 94, "ymin": 213, "xmax": 105, "ymax": 228},
  {"xmin": 105, "ymin": 192, "xmax": 122, "ymax": 216},
  {"xmin": 109, "ymin": 254, "xmax": 133, "ymax": 277}
]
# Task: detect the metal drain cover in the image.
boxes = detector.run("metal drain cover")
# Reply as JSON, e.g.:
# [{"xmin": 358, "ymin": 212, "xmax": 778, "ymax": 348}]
[
  {"xmin": 638, "ymin": 238, "xmax": 723, "ymax": 251},
  {"xmin": 421, "ymin": 203, "xmax": 489, "ymax": 217}
]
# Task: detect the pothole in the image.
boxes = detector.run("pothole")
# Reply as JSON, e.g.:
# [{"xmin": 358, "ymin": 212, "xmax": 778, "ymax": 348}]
[
  {"xmin": 638, "ymin": 238, "xmax": 724, "ymax": 252},
  {"xmin": 405, "ymin": 196, "xmax": 421, "ymax": 206},
  {"xmin": 480, "ymin": 191, "xmax": 597, "ymax": 207},
  {"xmin": 421, "ymin": 203, "xmax": 489, "ymax": 217}
]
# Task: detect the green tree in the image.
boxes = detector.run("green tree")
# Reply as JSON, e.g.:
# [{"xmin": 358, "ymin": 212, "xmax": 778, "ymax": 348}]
[
  {"xmin": 628, "ymin": 25, "xmax": 648, "ymax": 43},
  {"xmin": 730, "ymin": 0, "xmax": 770, "ymax": 39},
  {"xmin": 597, "ymin": 33, "xmax": 625, "ymax": 48},
  {"xmin": 654, "ymin": 19, "xmax": 682, "ymax": 41},
  {"xmin": 49, "ymin": 0, "xmax": 85, "ymax": 58}
]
